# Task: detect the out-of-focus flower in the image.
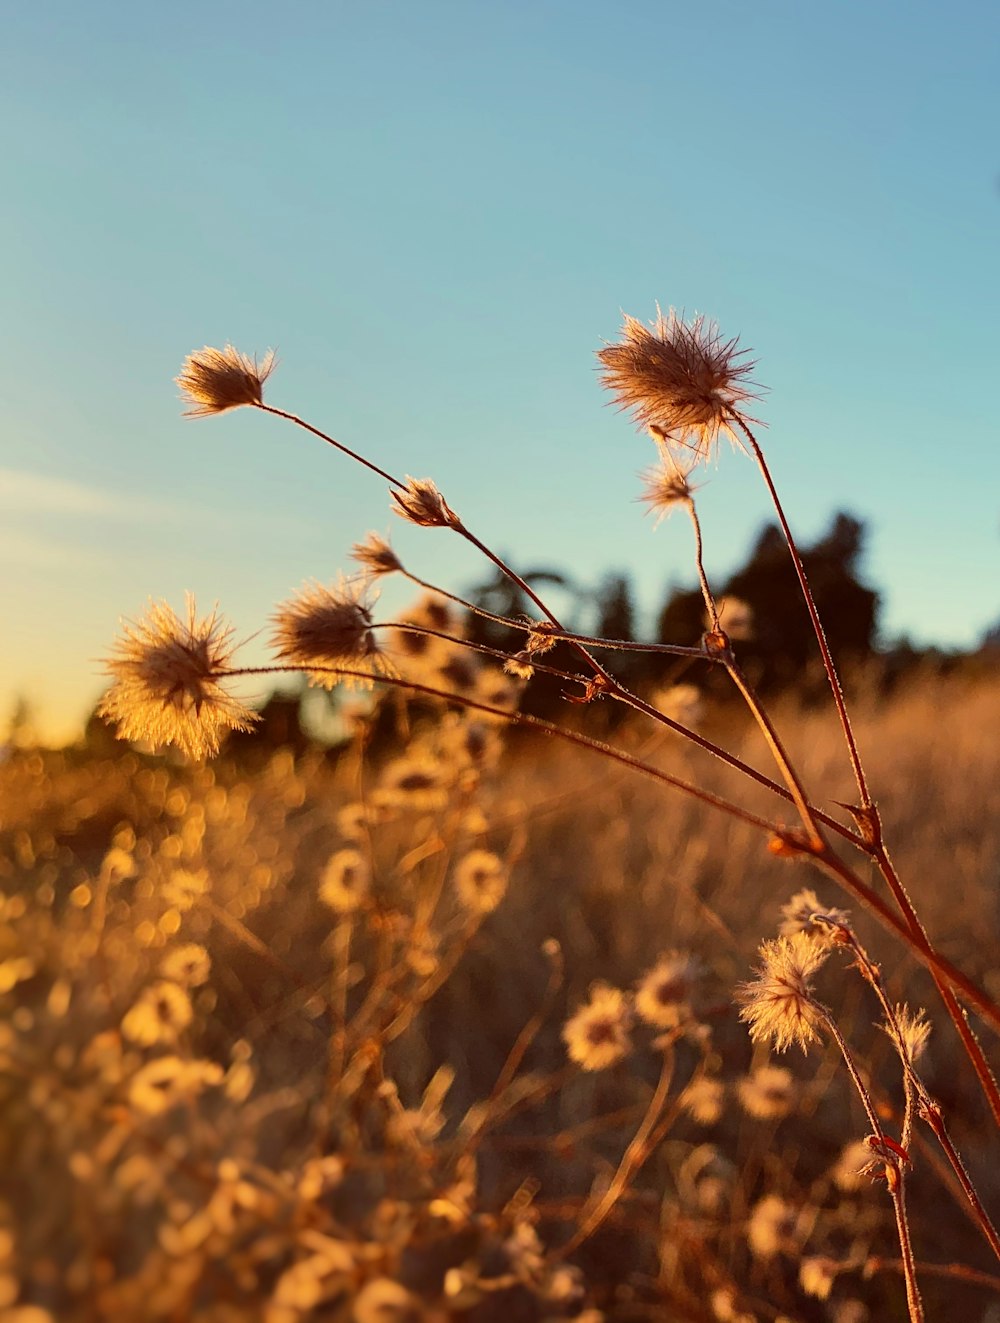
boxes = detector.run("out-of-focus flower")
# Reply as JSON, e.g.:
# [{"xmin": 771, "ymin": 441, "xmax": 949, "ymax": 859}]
[
  {"xmin": 374, "ymin": 755, "xmax": 450, "ymax": 811},
  {"xmin": 598, "ymin": 309, "xmax": 757, "ymax": 461},
  {"xmin": 159, "ymin": 943, "xmax": 211, "ymax": 987},
  {"xmin": 271, "ymin": 577, "xmax": 392, "ymax": 690},
  {"xmin": 391, "ymin": 476, "xmax": 460, "ymax": 528},
  {"xmin": 682, "ymin": 1075, "xmax": 725, "ymax": 1125},
  {"xmin": 176, "ymin": 344, "xmax": 275, "ymax": 416},
  {"xmin": 454, "ymin": 850, "xmax": 507, "ymax": 914},
  {"xmin": 714, "ymin": 596, "xmax": 754, "ymax": 640},
  {"xmin": 832, "ymin": 1139, "xmax": 874, "ymax": 1192},
  {"xmin": 737, "ymin": 1064, "xmax": 797, "ymax": 1119},
  {"xmin": 319, "ymin": 849, "xmax": 370, "ymax": 913},
  {"xmin": 650, "ymin": 682, "xmax": 704, "ymax": 729},
  {"xmin": 563, "ymin": 984, "xmax": 632, "ymax": 1070},
  {"xmin": 736, "ymin": 932, "xmax": 829, "ymax": 1053},
  {"xmin": 635, "ymin": 952, "xmax": 701, "ymax": 1029},
  {"xmin": 128, "ymin": 1055, "xmax": 223, "ymax": 1115},
  {"xmin": 800, "ymin": 1256, "xmax": 839, "ymax": 1300},
  {"xmin": 353, "ymin": 1278, "xmax": 417, "ymax": 1323},
  {"xmin": 98, "ymin": 597, "xmax": 257, "ymax": 759},
  {"xmin": 746, "ymin": 1193, "xmax": 801, "ymax": 1258},
  {"xmin": 121, "ymin": 981, "xmax": 193, "ymax": 1046}
]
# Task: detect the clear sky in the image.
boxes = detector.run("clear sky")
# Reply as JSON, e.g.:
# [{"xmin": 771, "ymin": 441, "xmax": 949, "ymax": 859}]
[{"xmin": 2, "ymin": 0, "xmax": 998, "ymax": 743}]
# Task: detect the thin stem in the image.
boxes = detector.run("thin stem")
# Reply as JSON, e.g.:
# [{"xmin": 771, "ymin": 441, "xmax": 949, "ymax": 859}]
[
  {"xmin": 683, "ymin": 497, "xmax": 721, "ymax": 632},
  {"xmin": 732, "ymin": 414, "xmax": 872, "ymax": 810},
  {"xmin": 255, "ymin": 402, "xmax": 404, "ymax": 489},
  {"xmin": 816, "ymin": 1004, "xmax": 923, "ymax": 1323},
  {"xmin": 370, "ymin": 620, "xmax": 589, "ymax": 685}
]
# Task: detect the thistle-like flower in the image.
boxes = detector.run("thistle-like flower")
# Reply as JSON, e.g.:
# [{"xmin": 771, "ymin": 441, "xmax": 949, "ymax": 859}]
[
  {"xmin": 175, "ymin": 345, "xmax": 275, "ymax": 416},
  {"xmin": 98, "ymin": 597, "xmax": 258, "ymax": 759},
  {"xmin": 351, "ymin": 532, "xmax": 403, "ymax": 578},
  {"xmin": 635, "ymin": 952, "xmax": 702, "ymax": 1029},
  {"xmin": 598, "ymin": 309, "xmax": 757, "ymax": 461},
  {"xmin": 271, "ymin": 577, "xmax": 392, "ymax": 689},
  {"xmin": 391, "ymin": 476, "xmax": 461, "ymax": 528},
  {"xmin": 736, "ymin": 932, "xmax": 830, "ymax": 1053},
  {"xmin": 884, "ymin": 1003, "xmax": 932, "ymax": 1064},
  {"xmin": 638, "ymin": 459, "xmax": 698, "ymax": 523}
]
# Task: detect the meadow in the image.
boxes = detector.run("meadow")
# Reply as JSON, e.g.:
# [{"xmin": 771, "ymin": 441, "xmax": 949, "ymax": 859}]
[{"xmin": 3, "ymin": 319, "xmax": 999, "ymax": 1322}]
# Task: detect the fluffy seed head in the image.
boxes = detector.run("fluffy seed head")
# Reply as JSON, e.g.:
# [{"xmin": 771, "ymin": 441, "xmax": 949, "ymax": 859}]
[
  {"xmin": 779, "ymin": 888, "xmax": 851, "ymax": 943},
  {"xmin": 176, "ymin": 345, "xmax": 275, "ymax": 416},
  {"xmin": 638, "ymin": 459, "xmax": 698, "ymax": 522},
  {"xmin": 351, "ymin": 532, "xmax": 403, "ymax": 578},
  {"xmin": 884, "ymin": 1003, "xmax": 932, "ymax": 1063},
  {"xmin": 391, "ymin": 476, "xmax": 461, "ymax": 528},
  {"xmin": 598, "ymin": 309, "xmax": 757, "ymax": 461},
  {"xmin": 319, "ymin": 849, "xmax": 371, "ymax": 913},
  {"xmin": 563, "ymin": 984, "xmax": 632, "ymax": 1071},
  {"xmin": 271, "ymin": 577, "xmax": 392, "ymax": 689},
  {"xmin": 98, "ymin": 596, "xmax": 258, "ymax": 759},
  {"xmin": 746, "ymin": 1193, "xmax": 801, "ymax": 1258},
  {"xmin": 736, "ymin": 932, "xmax": 830, "ymax": 1053}
]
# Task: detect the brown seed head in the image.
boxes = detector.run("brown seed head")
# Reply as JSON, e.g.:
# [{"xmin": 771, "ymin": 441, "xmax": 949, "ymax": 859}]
[
  {"xmin": 638, "ymin": 459, "xmax": 698, "ymax": 522},
  {"xmin": 598, "ymin": 309, "xmax": 757, "ymax": 461},
  {"xmin": 98, "ymin": 596, "xmax": 258, "ymax": 759},
  {"xmin": 270, "ymin": 577, "xmax": 392, "ymax": 689},
  {"xmin": 351, "ymin": 532, "xmax": 403, "ymax": 578},
  {"xmin": 176, "ymin": 345, "xmax": 275, "ymax": 416},
  {"xmin": 391, "ymin": 476, "xmax": 461, "ymax": 528}
]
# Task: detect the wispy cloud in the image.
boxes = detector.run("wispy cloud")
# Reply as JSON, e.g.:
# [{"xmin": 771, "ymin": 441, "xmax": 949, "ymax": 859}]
[{"xmin": 0, "ymin": 468, "xmax": 122, "ymax": 516}]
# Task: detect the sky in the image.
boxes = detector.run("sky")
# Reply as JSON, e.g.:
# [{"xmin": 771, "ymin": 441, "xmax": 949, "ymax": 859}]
[{"xmin": 1, "ymin": 0, "xmax": 998, "ymax": 744}]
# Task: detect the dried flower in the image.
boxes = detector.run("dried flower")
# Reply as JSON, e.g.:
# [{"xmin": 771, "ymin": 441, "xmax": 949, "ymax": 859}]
[
  {"xmin": 563, "ymin": 984, "xmax": 632, "ymax": 1070},
  {"xmin": 832, "ymin": 1138, "xmax": 874, "ymax": 1191},
  {"xmin": 319, "ymin": 849, "xmax": 370, "ymax": 913},
  {"xmin": 779, "ymin": 888, "xmax": 851, "ymax": 942},
  {"xmin": 598, "ymin": 309, "xmax": 757, "ymax": 461},
  {"xmin": 638, "ymin": 459, "xmax": 698, "ymax": 522},
  {"xmin": 737, "ymin": 1064, "xmax": 797, "ymax": 1119},
  {"xmin": 454, "ymin": 849, "xmax": 507, "ymax": 914},
  {"xmin": 635, "ymin": 952, "xmax": 702, "ymax": 1028},
  {"xmin": 391, "ymin": 476, "xmax": 461, "ymax": 528},
  {"xmin": 98, "ymin": 597, "xmax": 257, "ymax": 759},
  {"xmin": 503, "ymin": 651, "xmax": 536, "ymax": 679},
  {"xmin": 176, "ymin": 345, "xmax": 275, "ymax": 416},
  {"xmin": 271, "ymin": 577, "xmax": 392, "ymax": 689},
  {"xmin": 351, "ymin": 532, "xmax": 403, "ymax": 578},
  {"xmin": 884, "ymin": 1003, "xmax": 931, "ymax": 1063},
  {"xmin": 736, "ymin": 932, "xmax": 830, "ymax": 1053}
]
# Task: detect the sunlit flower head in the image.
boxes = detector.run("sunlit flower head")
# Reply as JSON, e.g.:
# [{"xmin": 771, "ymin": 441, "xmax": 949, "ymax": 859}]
[
  {"xmin": 778, "ymin": 888, "xmax": 851, "ymax": 943},
  {"xmin": 800, "ymin": 1256, "xmax": 839, "ymax": 1301},
  {"xmin": 98, "ymin": 596, "xmax": 258, "ymax": 759},
  {"xmin": 635, "ymin": 952, "xmax": 702, "ymax": 1029},
  {"xmin": 598, "ymin": 309, "xmax": 757, "ymax": 461},
  {"xmin": 736, "ymin": 931, "xmax": 830, "ymax": 1053},
  {"xmin": 374, "ymin": 755, "xmax": 450, "ymax": 811},
  {"xmin": 638, "ymin": 458, "xmax": 698, "ymax": 523},
  {"xmin": 454, "ymin": 849, "xmax": 507, "ymax": 914},
  {"xmin": 832, "ymin": 1138, "xmax": 874, "ymax": 1191},
  {"xmin": 651, "ymin": 682, "xmax": 704, "ymax": 729},
  {"xmin": 128, "ymin": 1055, "xmax": 223, "ymax": 1115},
  {"xmin": 351, "ymin": 532, "xmax": 403, "ymax": 579},
  {"xmin": 176, "ymin": 344, "xmax": 275, "ymax": 416},
  {"xmin": 884, "ymin": 1003, "xmax": 931, "ymax": 1064},
  {"xmin": 737, "ymin": 1064, "xmax": 797, "ymax": 1120},
  {"xmin": 562, "ymin": 984, "xmax": 632, "ymax": 1071},
  {"xmin": 714, "ymin": 596, "xmax": 754, "ymax": 640},
  {"xmin": 391, "ymin": 476, "xmax": 461, "ymax": 528},
  {"xmin": 271, "ymin": 577, "xmax": 392, "ymax": 689}
]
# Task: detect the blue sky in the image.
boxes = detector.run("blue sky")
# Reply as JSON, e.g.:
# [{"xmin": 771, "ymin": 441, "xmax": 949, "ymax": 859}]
[{"xmin": 2, "ymin": 0, "xmax": 998, "ymax": 742}]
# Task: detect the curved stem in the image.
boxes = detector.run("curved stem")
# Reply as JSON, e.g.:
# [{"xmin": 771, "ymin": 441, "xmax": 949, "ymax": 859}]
[
  {"xmin": 255, "ymin": 402, "xmax": 403, "ymax": 489},
  {"xmin": 731, "ymin": 414, "xmax": 872, "ymax": 810}
]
